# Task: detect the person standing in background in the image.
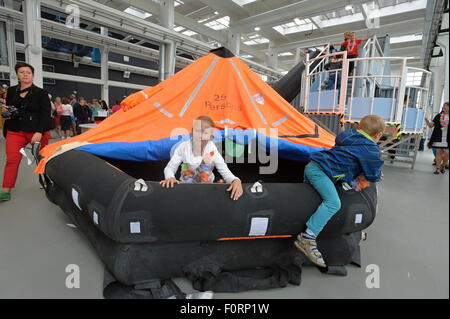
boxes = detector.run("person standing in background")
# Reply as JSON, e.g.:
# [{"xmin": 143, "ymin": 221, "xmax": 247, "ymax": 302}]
[
  {"xmin": 426, "ymin": 102, "xmax": 449, "ymax": 174},
  {"xmin": 90, "ymin": 98, "xmax": 102, "ymax": 121},
  {"xmin": 73, "ymin": 97, "xmax": 92, "ymax": 135},
  {"xmin": 69, "ymin": 93, "xmax": 77, "ymax": 106},
  {"xmin": 0, "ymin": 62, "xmax": 52, "ymax": 201},
  {"xmin": 111, "ymin": 100, "xmax": 122, "ymax": 113},
  {"xmin": 53, "ymin": 96, "xmax": 63, "ymax": 138},
  {"xmin": 59, "ymin": 97, "xmax": 73, "ymax": 139},
  {"xmin": 100, "ymin": 100, "xmax": 108, "ymax": 111}
]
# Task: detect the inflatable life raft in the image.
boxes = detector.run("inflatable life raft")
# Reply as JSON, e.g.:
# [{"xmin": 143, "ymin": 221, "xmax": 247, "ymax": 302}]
[
  {"xmin": 44, "ymin": 148, "xmax": 377, "ymax": 288},
  {"xmin": 41, "ymin": 47, "xmax": 378, "ymax": 296}
]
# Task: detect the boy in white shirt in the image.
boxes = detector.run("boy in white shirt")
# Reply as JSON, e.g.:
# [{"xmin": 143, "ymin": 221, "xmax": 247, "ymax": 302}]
[{"xmin": 160, "ymin": 116, "xmax": 243, "ymax": 200}]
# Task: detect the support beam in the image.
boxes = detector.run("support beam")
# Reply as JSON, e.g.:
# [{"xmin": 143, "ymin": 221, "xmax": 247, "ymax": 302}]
[
  {"xmin": 309, "ymin": 16, "xmax": 322, "ymax": 29},
  {"xmin": 122, "ymin": 35, "xmax": 133, "ymax": 42},
  {"xmin": 227, "ymin": 27, "xmax": 240, "ymax": 56},
  {"xmin": 266, "ymin": 18, "xmax": 425, "ymax": 53},
  {"xmin": 15, "ymin": 42, "xmax": 160, "ymax": 77},
  {"xmin": 100, "ymin": 27, "xmax": 109, "ymax": 105},
  {"xmin": 159, "ymin": 0, "xmax": 175, "ymax": 79},
  {"xmin": 0, "ymin": 22, "xmax": 7, "ymax": 65},
  {"xmin": 231, "ymin": 0, "xmax": 368, "ymax": 33},
  {"xmin": 160, "ymin": 0, "xmax": 174, "ymax": 30},
  {"xmin": 294, "ymin": 47, "xmax": 302, "ymax": 65},
  {"xmin": 23, "ymin": 0, "xmax": 43, "ymax": 87},
  {"xmin": 40, "ymin": 0, "xmax": 212, "ymax": 55},
  {"xmin": 429, "ymin": 65, "xmax": 445, "ymax": 114},
  {"xmin": 266, "ymin": 45, "xmax": 278, "ymax": 70},
  {"xmin": 197, "ymin": 0, "xmax": 249, "ymax": 20},
  {"xmin": 437, "ymin": 33, "xmax": 449, "ymax": 101},
  {"xmin": 126, "ymin": 0, "xmax": 269, "ymax": 62},
  {"xmin": 5, "ymin": 18, "xmax": 16, "ymax": 85},
  {"xmin": 390, "ymin": 45, "xmax": 422, "ymax": 57},
  {"xmin": 1, "ymin": 0, "xmax": 15, "ymax": 80}
]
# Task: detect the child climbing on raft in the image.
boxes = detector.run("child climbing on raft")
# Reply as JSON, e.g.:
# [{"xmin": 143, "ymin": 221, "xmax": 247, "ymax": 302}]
[
  {"xmin": 295, "ymin": 114, "xmax": 386, "ymax": 267},
  {"xmin": 160, "ymin": 115, "xmax": 243, "ymax": 200}
]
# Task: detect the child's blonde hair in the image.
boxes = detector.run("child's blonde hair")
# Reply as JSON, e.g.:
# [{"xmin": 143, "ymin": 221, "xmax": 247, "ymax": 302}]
[
  {"xmin": 358, "ymin": 115, "xmax": 385, "ymax": 137},
  {"xmin": 195, "ymin": 115, "xmax": 215, "ymax": 128},
  {"xmin": 344, "ymin": 31, "xmax": 354, "ymax": 40}
]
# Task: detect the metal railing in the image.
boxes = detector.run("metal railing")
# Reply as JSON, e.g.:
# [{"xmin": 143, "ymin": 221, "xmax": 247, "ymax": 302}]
[
  {"xmin": 401, "ymin": 67, "xmax": 432, "ymax": 133},
  {"xmin": 303, "ymin": 53, "xmax": 410, "ymax": 124},
  {"xmin": 303, "ymin": 50, "xmax": 348, "ymax": 114},
  {"xmin": 344, "ymin": 56, "xmax": 408, "ymax": 123}
]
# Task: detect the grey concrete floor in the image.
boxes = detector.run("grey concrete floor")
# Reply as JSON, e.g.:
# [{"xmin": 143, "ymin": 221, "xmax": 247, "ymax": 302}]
[{"xmin": 0, "ymin": 136, "xmax": 448, "ymax": 299}]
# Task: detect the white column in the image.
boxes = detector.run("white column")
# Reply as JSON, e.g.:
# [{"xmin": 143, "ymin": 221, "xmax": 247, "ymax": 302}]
[
  {"xmin": 429, "ymin": 65, "xmax": 444, "ymax": 114},
  {"xmin": 227, "ymin": 28, "xmax": 241, "ymax": 56},
  {"xmin": 166, "ymin": 40, "xmax": 177, "ymax": 79},
  {"xmin": 100, "ymin": 27, "xmax": 109, "ymax": 105},
  {"xmin": 23, "ymin": 0, "xmax": 43, "ymax": 87},
  {"xmin": 266, "ymin": 45, "xmax": 278, "ymax": 70},
  {"xmin": 160, "ymin": 0, "xmax": 175, "ymax": 29},
  {"xmin": 159, "ymin": 0, "xmax": 176, "ymax": 79},
  {"xmin": 0, "ymin": 22, "xmax": 7, "ymax": 66},
  {"xmin": 294, "ymin": 47, "xmax": 302, "ymax": 65},
  {"xmin": 158, "ymin": 43, "xmax": 165, "ymax": 82},
  {"xmin": 5, "ymin": 18, "xmax": 17, "ymax": 86},
  {"xmin": 437, "ymin": 34, "xmax": 449, "ymax": 102}
]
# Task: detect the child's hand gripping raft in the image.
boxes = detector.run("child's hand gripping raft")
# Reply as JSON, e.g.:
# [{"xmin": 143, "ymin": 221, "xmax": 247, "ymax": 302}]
[
  {"xmin": 295, "ymin": 115, "xmax": 386, "ymax": 268},
  {"xmin": 160, "ymin": 116, "xmax": 243, "ymax": 201}
]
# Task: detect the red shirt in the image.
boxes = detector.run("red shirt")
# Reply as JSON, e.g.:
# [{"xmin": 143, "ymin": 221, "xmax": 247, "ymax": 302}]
[{"xmin": 342, "ymin": 39, "xmax": 362, "ymax": 56}]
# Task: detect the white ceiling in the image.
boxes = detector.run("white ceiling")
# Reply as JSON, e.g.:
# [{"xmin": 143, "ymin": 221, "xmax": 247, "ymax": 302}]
[{"xmin": 94, "ymin": 0, "xmax": 428, "ymax": 70}]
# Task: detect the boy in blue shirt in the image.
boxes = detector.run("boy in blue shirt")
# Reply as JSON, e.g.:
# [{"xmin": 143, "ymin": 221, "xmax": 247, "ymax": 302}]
[{"xmin": 295, "ymin": 115, "xmax": 385, "ymax": 267}]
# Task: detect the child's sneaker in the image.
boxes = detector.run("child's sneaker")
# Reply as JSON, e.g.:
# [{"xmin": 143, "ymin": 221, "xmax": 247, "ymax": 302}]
[{"xmin": 294, "ymin": 233, "xmax": 326, "ymax": 268}]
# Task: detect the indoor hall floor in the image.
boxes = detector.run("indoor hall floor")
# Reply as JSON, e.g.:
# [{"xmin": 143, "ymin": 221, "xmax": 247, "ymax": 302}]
[{"xmin": 0, "ymin": 136, "xmax": 448, "ymax": 298}]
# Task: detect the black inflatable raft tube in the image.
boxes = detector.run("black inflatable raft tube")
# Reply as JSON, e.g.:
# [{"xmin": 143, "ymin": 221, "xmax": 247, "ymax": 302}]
[
  {"xmin": 48, "ymin": 182, "xmax": 363, "ymax": 285},
  {"xmin": 45, "ymin": 150, "xmax": 377, "ymax": 244}
]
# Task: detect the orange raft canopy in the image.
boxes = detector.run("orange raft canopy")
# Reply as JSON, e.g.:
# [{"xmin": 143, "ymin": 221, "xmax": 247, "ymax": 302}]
[{"xmin": 36, "ymin": 47, "xmax": 335, "ymax": 174}]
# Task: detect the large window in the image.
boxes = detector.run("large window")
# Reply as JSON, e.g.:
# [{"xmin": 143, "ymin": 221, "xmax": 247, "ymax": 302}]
[{"xmin": 406, "ymin": 71, "xmax": 423, "ymax": 86}]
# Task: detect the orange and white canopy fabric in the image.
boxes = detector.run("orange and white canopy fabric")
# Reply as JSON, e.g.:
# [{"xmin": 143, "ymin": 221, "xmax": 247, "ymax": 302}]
[{"xmin": 36, "ymin": 51, "xmax": 335, "ymax": 174}]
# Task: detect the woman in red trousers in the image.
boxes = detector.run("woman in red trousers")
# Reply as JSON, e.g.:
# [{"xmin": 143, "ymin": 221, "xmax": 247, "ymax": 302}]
[{"xmin": 0, "ymin": 62, "xmax": 51, "ymax": 201}]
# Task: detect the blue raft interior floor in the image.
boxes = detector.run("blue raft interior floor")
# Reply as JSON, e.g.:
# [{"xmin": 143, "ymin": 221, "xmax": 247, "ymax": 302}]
[{"xmin": 0, "ymin": 136, "xmax": 448, "ymax": 298}]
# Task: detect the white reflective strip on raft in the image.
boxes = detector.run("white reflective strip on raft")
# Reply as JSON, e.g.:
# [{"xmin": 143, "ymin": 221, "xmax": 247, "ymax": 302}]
[
  {"xmin": 249, "ymin": 217, "xmax": 269, "ymax": 236},
  {"xmin": 71, "ymin": 188, "xmax": 81, "ymax": 210},
  {"xmin": 130, "ymin": 221, "xmax": 141, "ymax": 234},
  {"xmin": 272, "ymin": 115, "xmax": 289, "ymax": 127},
  {"xmin": 179, "ymin": 56, "xmax": 219, "ymax": 117},
  {"xmin": 342, "ymin": 183, "xmax": 352, "ymax": 191},
  {"xmin": 229, "ymin": 59, "xmax": 268, "ymax": 125},
  {"xmin": 154, "ymin": 102, "xmax": 173, "ymax": 118},
  {"xmin": 215, "ymin": 119, "xmax": 236, "ymax": 125},
  {"xmin": 93, "ymin": 211, "xmax": 99, "ymax": 225},
  {"xmin": 134, "ymin": 179, "xmax": 148, "ymax": 192},
  {"xmin": 140, "ymin": 91, "xmax": 149, "ymax": 99},
  {"xmin": 250, "ymin": 181, "xmax": 263, "ymax": 193}
]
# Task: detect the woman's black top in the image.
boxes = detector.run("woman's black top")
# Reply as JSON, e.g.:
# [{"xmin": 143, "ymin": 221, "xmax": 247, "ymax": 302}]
[
  {"xmin": 428, "ymin": 112, "xmax": 449, "ymax": 147},
  {"xmin": 4, "ymin": 84, "xmax": 51, "ymax": 134},
  {"xmin": 73, "ymin": 103, "xmax": 92, "ymax": 124}
]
